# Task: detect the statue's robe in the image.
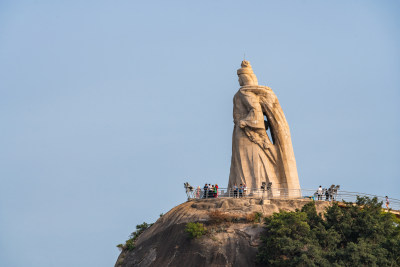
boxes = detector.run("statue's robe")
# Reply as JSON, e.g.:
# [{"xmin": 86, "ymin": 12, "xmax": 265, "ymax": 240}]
[{"xmin": 228, "ymin": 85, "xmax": 301, "ymax": 197}]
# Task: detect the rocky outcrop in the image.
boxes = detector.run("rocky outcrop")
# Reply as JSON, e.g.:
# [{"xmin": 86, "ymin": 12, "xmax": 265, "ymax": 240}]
[{"xmin": 115, "ymin": 198, "xmax": 330, "ymax": 267}]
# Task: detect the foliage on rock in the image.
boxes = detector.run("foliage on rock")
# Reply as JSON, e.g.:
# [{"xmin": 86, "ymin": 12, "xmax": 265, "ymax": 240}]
[
  {"xmin": 208, "ymin": 210, "xmax": 234, "ymax": 224},
  {"xmin": 185, "ymin": 222, "xmax": 207, "ymax": 239},
  {"xmin": 117, "ymin": 222, "xmax": 153, "ymax": 251},
  {"xmin": 257, "ymin": 197, "xmax": 400, "ymax": 266},
  {"xmin": 246, "ymin": 212, "xmax": 263, "ymax": 223}
]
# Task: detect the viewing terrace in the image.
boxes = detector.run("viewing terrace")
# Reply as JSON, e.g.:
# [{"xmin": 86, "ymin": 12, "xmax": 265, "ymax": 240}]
[{"xmin": 184, "ymin": 185, "xmax": 400, "ymax": 217}]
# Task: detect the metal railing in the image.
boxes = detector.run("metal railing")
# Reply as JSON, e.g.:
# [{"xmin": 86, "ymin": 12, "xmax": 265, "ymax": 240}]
[{"xmin": 185, "ymin": 187, "xmax": 400, "ymax": 211}]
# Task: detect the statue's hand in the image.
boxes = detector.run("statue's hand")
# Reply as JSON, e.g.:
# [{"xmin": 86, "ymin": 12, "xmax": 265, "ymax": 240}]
[{"xmin": 239, "ymin": 120, "xmax": 246, "ymax": 128}]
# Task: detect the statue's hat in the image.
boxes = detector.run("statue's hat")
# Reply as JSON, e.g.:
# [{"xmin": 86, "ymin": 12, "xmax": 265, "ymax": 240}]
[{"xmin": 237, "ymin": 60, "xmax": 254, "ymax": 75}]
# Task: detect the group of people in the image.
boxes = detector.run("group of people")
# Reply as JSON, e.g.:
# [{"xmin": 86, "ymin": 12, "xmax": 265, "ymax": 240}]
[
  {"xmin": 196, "ymin": 184, "xmax": 219, "ymax": 199},
  {"xmin": 315, "ymin": 186, "xmax": 391, "ymax": 210},
  {"xmin": 192, "ymin": 183, "xmax": 248, "ymax": 199},
  {"xmin": 316, "ymin": 185, "xmax": 340, "ymax": 201},
  {"xmin": 232, "ymin": 184, "xmax": 247, "ymax": 198}
]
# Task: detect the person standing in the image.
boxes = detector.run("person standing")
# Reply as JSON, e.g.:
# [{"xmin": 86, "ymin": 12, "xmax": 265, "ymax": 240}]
[
  {"xmin": 233, "ymin": 184, "xmax": 238, "ymax": 198},
  {"xmin": 196, "ymin": 186, "xmax": 201, "ymax": 199},
  {"xmin": 317, "ymin": 186, "xmax": 323, "ymax": 200},
  {"xmin": 203, "ymin": 184, "xmax": 208, "ymax": 198},
  {"xmin": 386, "ymin": 196, "xmax": 390, "ymax": 210},
  {"xmin": 214, "ymin": 184, "xmax": 219, "ymax": 198}
]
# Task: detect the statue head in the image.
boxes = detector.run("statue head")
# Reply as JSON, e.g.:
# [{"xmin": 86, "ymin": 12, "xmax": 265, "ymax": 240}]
[{"xmin": 237, "ymin": 60, "xmax": 258, "ymax": 86}]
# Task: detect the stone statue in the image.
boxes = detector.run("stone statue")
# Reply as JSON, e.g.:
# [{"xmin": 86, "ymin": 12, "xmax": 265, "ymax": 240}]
[{"xmin": 228, "ymin": 60, "xmax": 301, "ymax": 197}]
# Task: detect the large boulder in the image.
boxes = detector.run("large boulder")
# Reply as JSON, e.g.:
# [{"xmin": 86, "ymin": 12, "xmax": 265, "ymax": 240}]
[{"xmin": 115, "ymin": 198, "xmax": 330, "ymax": 267}]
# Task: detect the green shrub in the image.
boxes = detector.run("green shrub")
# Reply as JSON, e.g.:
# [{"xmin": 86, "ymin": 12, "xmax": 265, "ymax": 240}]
[
  {"xmin": 117, "ymin": 222, "xmax": 153, "ymax": 251},
  {"xmin": 248, "ymin": 212, "xmax": 263, "ymax": 223},
  {"xmin": 185, "ymin": 222, "xmax": 207, "ymax": 239},
  {"xmin": 125, "ymin": 238, "xmax": 135, "ymax": 251},
  {"xmin": 254, "ymin": 212, "xmax": 263, "ymax": 222},
  {"xmin": 129, "ymin": 222, "xmax": 153, "ymax": 241},
  {"xmin": 257, "ymin": 197, "xmax": 400, "ymax": 266}
]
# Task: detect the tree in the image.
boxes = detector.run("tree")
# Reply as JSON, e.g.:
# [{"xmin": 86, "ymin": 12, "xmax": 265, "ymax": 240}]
[{"xmin": 257, "ymin": 197, "xmax": 400, "ymax": 266}]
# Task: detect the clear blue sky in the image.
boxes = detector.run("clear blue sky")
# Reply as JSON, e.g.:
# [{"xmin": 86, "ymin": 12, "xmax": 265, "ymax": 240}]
[{"xmin": 0, "ymin": 1, "xmax": 399, "ymax": 266}]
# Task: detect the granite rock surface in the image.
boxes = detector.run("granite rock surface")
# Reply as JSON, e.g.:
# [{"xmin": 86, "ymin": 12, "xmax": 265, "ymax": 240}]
[{"xmin": 115, "ymin": 198, "xmax": 330, "ymax": 267}]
